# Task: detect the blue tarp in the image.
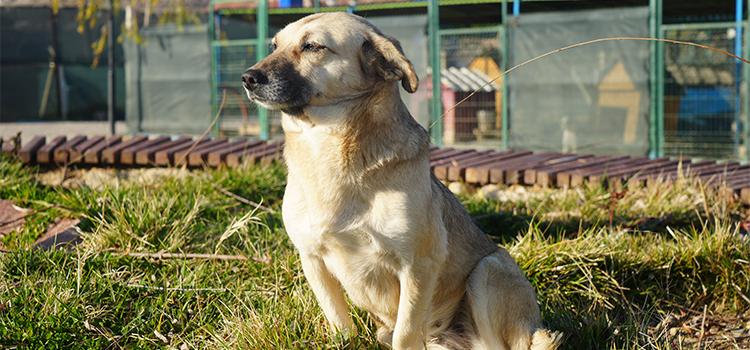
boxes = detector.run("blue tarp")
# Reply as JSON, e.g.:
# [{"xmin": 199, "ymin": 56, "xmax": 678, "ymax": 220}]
[{"xmin": 679, "ymin": 87, "xmax": 735, "ymax": 119}]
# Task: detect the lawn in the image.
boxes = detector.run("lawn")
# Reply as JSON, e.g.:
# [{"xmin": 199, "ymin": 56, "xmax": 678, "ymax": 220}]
[{"xmin": 0, "ymin": 154, "xmax": 748, "ymax": 349}]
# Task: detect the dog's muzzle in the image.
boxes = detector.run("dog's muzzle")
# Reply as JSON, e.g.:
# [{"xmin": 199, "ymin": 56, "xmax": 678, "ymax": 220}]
[
  {"xmin": 242, "ymin": 69, "xmax": 268, "ymax": 92},
  {"xmin": 241, "ymin": 60, "xmax": 311, "ymax": 115}
]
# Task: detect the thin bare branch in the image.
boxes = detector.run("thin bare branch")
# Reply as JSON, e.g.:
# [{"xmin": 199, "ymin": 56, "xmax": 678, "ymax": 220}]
[{"xmin": 116, "ymin": 251, "xmax": 247, "ymax": 261}]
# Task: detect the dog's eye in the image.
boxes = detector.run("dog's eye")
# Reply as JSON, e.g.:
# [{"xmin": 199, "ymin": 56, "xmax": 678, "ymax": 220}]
[
  {"xmin": 271, "ymin": 42, "xmax": 277, "ymax": 52},
  {"xmin": 302, "ymin": 42, "xmax": 324, "ymax": 52}
]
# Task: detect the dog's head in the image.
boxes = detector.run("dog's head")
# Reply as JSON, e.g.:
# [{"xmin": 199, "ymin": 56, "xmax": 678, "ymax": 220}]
[{"xmin": 241, "ymin": 12, "xmax": 418, "ymax": 116}]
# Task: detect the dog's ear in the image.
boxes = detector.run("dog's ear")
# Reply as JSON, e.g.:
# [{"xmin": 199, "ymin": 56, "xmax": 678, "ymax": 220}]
[{"xmin": 360, "ymin": 33, "xmax": 419, "ymax": 93}]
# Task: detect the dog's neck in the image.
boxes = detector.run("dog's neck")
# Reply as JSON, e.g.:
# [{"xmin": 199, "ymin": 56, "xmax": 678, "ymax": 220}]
[{"xmin": 282, "ymin": 84, "xmax": 429, "ymax": 180}]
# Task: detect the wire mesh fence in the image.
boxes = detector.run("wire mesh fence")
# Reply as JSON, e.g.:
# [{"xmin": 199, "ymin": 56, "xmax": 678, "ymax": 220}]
[
  {"xmin": 663, "ymin": 24, "xmax": 742, "ymax": 159},
  {"xmin": 207, "ymin": 6, "xmax": 748, "ymax": 160},
  {"xmin": 438, "ymin": 28, "xmax": 503, "ymax": 149}
]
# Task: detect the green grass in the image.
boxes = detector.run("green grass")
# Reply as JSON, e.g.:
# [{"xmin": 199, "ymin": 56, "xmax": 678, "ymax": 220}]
[{"xmin": 0, "ymin": 154, "xmax": 748, "ymax": 349}]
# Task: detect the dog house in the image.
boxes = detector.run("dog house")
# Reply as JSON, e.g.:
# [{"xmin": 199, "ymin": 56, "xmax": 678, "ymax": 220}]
[{"xmin": 423, "ymin": 67, "xmax": 501, "ymax": 145}]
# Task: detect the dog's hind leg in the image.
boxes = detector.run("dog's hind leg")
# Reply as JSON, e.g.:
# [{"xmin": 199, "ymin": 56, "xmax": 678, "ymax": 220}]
[
  {"xmin": 466, "ymin": 251, "xmax": 558, "ymax": 350},
  {"xmin": 466, "ymin": 254, "xmax": 510, "ymax": 350}
]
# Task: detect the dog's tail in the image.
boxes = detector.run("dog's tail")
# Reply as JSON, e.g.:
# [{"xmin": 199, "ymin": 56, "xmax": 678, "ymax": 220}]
[{"xmin": 529, "ymin": 328, "xmax": 562, "ymax": 350}]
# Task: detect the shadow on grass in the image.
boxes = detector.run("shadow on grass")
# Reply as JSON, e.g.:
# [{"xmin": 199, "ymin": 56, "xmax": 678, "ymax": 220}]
[
  {"xmin": 471, "ymin": 210, "xmax": 706, "ymax": 244},
  {"xmin": 530, "ymin": 243, "xmax": 746, "ymax": 350}
]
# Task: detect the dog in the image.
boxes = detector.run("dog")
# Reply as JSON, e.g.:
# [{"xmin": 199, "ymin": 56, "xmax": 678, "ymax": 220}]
[{"xmin": 242, "ymin": 12, "xmax": 561, "ymax": 350}]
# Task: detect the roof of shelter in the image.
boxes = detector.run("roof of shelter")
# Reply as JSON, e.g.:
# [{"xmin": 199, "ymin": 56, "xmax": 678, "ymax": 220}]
[{"xmin": 440, "ymin": 67, "xmax": 500, "ymax": 92}]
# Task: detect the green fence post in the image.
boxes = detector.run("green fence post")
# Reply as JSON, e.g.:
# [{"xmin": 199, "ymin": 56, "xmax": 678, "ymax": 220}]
[
  {"xmin": 257, "ymin": 0, "xmax": 269, "ymax": 140},
  {"xmin": 656, "ymin": 5, "xmax": 664, "ymax": 157},
  {"xmin": 501, "ymin": 0, "xmax": 509, "ymax": 150},
  {"xmin": 428, "ymin": 0, "xmax": 442, "ymax": 146},
  {"xmin": 648, "ymin": 0, "xmax": 663, "ymax": 158},
  {"xmin": 209, "ymin": 0, "xmax": 219, "ymax": 136}
]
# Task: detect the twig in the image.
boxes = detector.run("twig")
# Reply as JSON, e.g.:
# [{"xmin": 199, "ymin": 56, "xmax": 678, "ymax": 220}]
[
  {"xmin": 697, "ymin": 304, "xmax": 707, "ymax": 350},
  {"xmin": 116, "ymin": 251, "xmax": 247, "ymax": 261},
  {"xmin": 216, "ymin": 186, "xmax": 275, "ymax": 213},
  {"xmin": 437, "ymin": 37, "xmax": 750, "ymax": 126},
  {"xmin": 733, "ymin": 283, "xmax": 750, "ymax": 305},
  {"xmin": 125, "ymin": 283, "xmax": 231, "ymax": 293}
]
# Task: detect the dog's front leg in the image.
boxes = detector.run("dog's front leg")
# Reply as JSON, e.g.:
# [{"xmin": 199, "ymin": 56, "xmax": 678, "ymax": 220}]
[
  {"xmin": 392, "ymin": 260, "xmax": 440, "ymax": 349},
  {"xmin": 299, "ymin": 254, "xmax": 355, "ymax": 335},
  {"xmin": 392, "ymin": 232, "xmax": 446, "ymax": 350}
]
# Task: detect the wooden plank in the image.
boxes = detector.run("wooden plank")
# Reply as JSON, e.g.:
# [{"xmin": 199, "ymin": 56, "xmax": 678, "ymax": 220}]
[
  {"xmin": 101, "ymin": 136, "xmax": 148, "ymax": 164},
  {"xmin": 627, "ymin": 160, "xmax": 696, "ymax": 187},
  {"xmin": 522, "ymin": 154, "xmax": 594, "ymax": 186},
  {"xmin": 633, "ymin": 160, "xmax": 699, "ymax": 179},
  {"xmin": 174, "ymin": 139, "xmax": 228, "ymax": 166},
  {"xmin": 53, "ymin": 135, "xmax": 86, "ymax": 164},
  {"xmin": 258, "ymin": 143, "xmax": 285, "ymax": 165},
  {"xmin": 721, "ymin": 176, "xmax": 750, "ymax": 200},
  {"xmin": 715, "ymin": 168, "xmax": 750, "ymax": 185},
  {"xmin": 690, "ymin": 162, "xmax": 740, "ymax": 177},
  {"xmin": 610, "ymin": 160, "xmax": 686, "ymax": 191},
  {"xmin": 36, "ymin": 136, "xmax": 67, "ymax": 164},
  {"xmin": 429, "ymin": 149, "xmax": 474, "ymax": 164},
  {"xmin": 490, "ymin": 153, "xmax": 563, "ymax": 184},
  {"xmin": 740, "ymin": 187, "xmax": 750, "ymax": 204},
  {"xmin": 431, "ymin": 150, "xmax": 483, "ymax": 167},
  {"xmin": 590, "ymin": 159, "xmax": 676, "ymax": 185},
  {"xmin": 568, "ymin": 157, "xmax": 650, "ymax": 187},
  {"xmin": 429, "ymin": 148, "xmax": 456, "ymax": 161},
  {"xmin": 447, "ymin": 150, "xmax": 512, "ymax": 181},
  {"xmin": 135, "ymin": 137, "xmax": 193, "ymax": 165},
  {"xmin": 694, "ymin": 163, "xmax": 745, "ymax": 183},
  {"xmin": 68, "ymin": 136, "xmax": 105, "ymax": 163},
  {"xmin": 19, "ymin": 136, "xmax": 46, "ymax": 164},
  {"xmin": 120, "ymin": 136, "xmax": 171, "ymax": 165},
  {"xmin": 464, "ymin": 151, "xmax": 535, "ymax": 184},
  {"xmin": 188, "ymin": 139, "xmax": 247, "ymax": 166},
  {"xmin": 226, "ymin": 142, "xmax": 282, "ymax": 167},
  {"xmin": 701, "ymin": 165, "xmax": 750, "ymax": 184},
  {"xmin": 154, "ymin": 138, "xmax": 208, "ymax": 165},
  {"xmin": 432, "ymin": 150, "xmax": 491, "ymax": 180},
  {"xmin": 207, "ymin": 140, "xmax": 263, "ymax": 167},
  {"xmin": 640, "ymin": 160, "xmax": 717, "ymax": 186},
  {"xmin": 557, "ymin": 157, "xmax": 635, "ymax": 187},
  {"xmin": 535, "ymin": 155, "xmax": 628, "ymax": 188},
  {"xmin": 83, "ymin": 136, "xmax": 122, "ymax": 164}
]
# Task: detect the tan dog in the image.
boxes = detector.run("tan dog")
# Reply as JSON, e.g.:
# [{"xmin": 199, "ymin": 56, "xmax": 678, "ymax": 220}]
[{"xmin": 242, "ymin": 12, "xmax": 561, "ymax": 350}]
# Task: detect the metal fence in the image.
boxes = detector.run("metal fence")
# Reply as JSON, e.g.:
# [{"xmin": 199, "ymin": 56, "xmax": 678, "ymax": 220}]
[
  {"xmin": 663, "ymin": 23, "xmax": 743, "ymax": 159},
  {"xmin": 209, "ymin": 0, "xmax": 749, "ymax": 160}
]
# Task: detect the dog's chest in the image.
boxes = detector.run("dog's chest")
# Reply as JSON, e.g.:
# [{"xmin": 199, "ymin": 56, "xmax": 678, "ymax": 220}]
[{"xmin": 283, "ymin": 182, "xmax": 412, "ymax": 320}]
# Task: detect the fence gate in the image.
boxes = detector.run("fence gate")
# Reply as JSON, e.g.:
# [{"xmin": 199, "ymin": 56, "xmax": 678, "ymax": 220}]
[
  {"xmin": 438, "ymin": 27, "xmax": 504, "ymax": 149},
  {"xmin": 662, "ymin": 22, "xmax": 745, "ymax": 159}
]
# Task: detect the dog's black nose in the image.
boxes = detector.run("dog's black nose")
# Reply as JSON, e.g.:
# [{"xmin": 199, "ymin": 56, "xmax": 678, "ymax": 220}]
[{"xmin": 242, "ymin": 69, "xmax": 268, "ymax": 90}]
